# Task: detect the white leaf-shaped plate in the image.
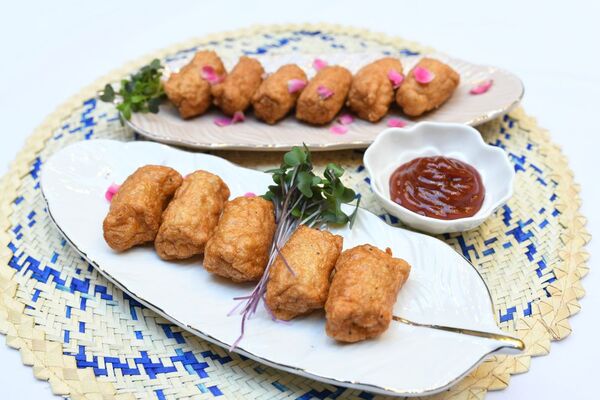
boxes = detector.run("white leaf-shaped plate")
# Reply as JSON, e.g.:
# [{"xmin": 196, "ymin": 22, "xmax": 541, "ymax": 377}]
[
  {"xmin": 127, "ymin": 52, "xmax": 523, "ymax": 151},
  {"xmin": 41, "ymin": 140, "xmax": 523, "ymax": 397}
]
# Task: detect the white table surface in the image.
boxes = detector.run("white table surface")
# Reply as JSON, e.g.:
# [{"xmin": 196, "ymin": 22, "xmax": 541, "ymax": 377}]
[{"xmin": 1, "ymin": 1, "xmax": 598, "ymax": 399}]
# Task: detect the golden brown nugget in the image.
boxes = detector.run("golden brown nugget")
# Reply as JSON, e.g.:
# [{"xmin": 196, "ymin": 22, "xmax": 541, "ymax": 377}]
[
  {"xmin": 211, "ymin": 56, "xmax": 264, "ymax": 116},
  {"xmin": 154, "ymin": 170, "xmax": 230, "ymax": 260},
  {"xmin": 164, "ymin": 51, "xmax": 226, "ymax": 119},
  {"xmin": 103, "ymin": 166, "xmax": 182, "ymax": 252},
  {"xmin": 396, "ymin": 58, "xmax": 460, "ymax": 117},
  {"xmin": 183, "ymin": 50, "xmax": 226, "ymax": 74},
  {"xmin": 204, "ymin": 197, "xmax": 275, "ymax": 282},
  {"xmin": 252, "ymin": 64, "xmax": 308, "ymax": 124},
  {"xmin": 325, "ymin": 245, "xmax": 411, "ymax": 343},
  {"xmin": 296, "ymin": 66, "xmax": 352, "ymax": 125},
  {"xmin": 347, "ymin": 57, "xmax": 403, "ymax": 122},
  {"xmin": 266, "ymin": 225, "xmax": 343, "ymax": 320}
]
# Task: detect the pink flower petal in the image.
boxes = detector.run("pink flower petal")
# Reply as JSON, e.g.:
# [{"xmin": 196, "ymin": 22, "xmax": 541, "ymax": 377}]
[
  {"xmin": 413, "ymin": 66, "xmax": 435, "ymax": 84},
  {"xmin": 387, "ymin": 118, "xmax": 407, "ymax": 128},
  {"xmin": 470, "ymin": 79, "xmax": 494, "ymax": 95},
  {"xmin": 213, "ymin": 116, "xmax": 232, "ymax": 127},
  {"xmin": 388, "ymin": 69, "xmax": 404, "ymax": 88},
  {"xmin": 201, "ymin": 66, "xmax": 223, "ymax": 84},
  {"xmin": 287, "ymin": 79, "xmax": 307, "ymax": 93},
  {"xmin": 232, "ymin": 111, "xmax": 245, "ymax": 123},
  {"xmin": 313, "ymin": 58, "xmax": 328, "ymax": 71},
  {"xmin": 105, "ymin": 183, "xmax": 121, "ymax": 202},
  {"xmin": 317, "ymin": 85, "xmax": 334, "ymax": 99},
  {"xmin": 338, "ymin": 113, "xmax": 354, "ymax": 125},
  {"xmin": 214, "ymin": 112, "xmax": 244, "ymax": 127},
  {"xmin": 329, "ymin": 124, "xmax": 348, "ymax": 135},
  {"xmin": 244, "ymin": 192, "xmax": 257, "ymax": 197}
]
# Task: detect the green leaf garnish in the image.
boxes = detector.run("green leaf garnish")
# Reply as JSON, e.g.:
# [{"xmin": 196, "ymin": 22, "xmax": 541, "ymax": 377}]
[
  {"xmin": 99, "ymin": 59, "xmax": 166, "ymax": 121},
  {"xmin": 99, "ymin": 84, "xmax": 115, "ymax": 102},
  {"xmin": 263, "ymin": 145, "xmax": 359, "ymax": 228}
]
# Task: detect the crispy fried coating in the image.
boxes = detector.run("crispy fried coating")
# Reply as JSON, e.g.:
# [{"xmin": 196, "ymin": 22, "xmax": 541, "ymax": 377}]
[
  {"xmin": 154, "ymin": 170, "xmax": 230, "ymax": 260},
  {"xmin": 325, "ymin": 244, "xmax": 411, "ymax": 343},
  {"xmin": 184, "ymin": 50, "xmax": 226, "ymax": 74},
  {"xmin": 103, "ymin": 166, "xmax": 182, "ymax": 252},
  {"xmin": 266, "ymin": 225, "xmax": 343, "ymax": 320},
  {"xmin": 252, "ymin": 64, "xmax": 307, "ymax": 124},
  {"xmin": 204, "ymin": 197, "xmax": 275, "ymax": 282},
  {"xmin": 211, "ymin": 56, "xmax": 264, "ymax": 116},
  {"xmin": 296, "ymin": 66, "xmax": 352, "ymax": 125},
  {"xmin": 164, "ymin": 51, "xmax": 226, "ymax": 119},
  {"xmin": 347, "ymin": 57, "xmax": 403, "ymax": 122},
  {"xmin": 396, "ymin": 58, "xmax": 460, "ymax": 117}
]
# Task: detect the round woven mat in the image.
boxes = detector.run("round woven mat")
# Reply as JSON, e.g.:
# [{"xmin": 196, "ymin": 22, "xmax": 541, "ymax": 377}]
[{"xmin": 0, "ymin": 24, "xmax": 590, "ymax": 400}]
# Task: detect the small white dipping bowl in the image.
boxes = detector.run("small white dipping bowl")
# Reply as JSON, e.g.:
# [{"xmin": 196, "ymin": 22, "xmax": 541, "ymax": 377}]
[{"xmin": 364, "ymin": 122, "xmax": 515, "ymax": 234}]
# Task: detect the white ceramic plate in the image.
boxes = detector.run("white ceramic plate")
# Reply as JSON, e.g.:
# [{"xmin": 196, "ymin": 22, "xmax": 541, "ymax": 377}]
[
  {"xmin": 41, "ymin": 140, "xmax": 522, "ymax": 397},
  {"xmin": 127, "ymin": 52, "xmax": 524, "ymax": 151}
]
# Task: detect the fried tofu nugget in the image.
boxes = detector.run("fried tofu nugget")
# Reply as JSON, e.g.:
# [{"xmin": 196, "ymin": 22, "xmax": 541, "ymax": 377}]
[
  {"xmin": 211, "ymin": 56, "xmax": 264, "ymax": 116},
  {"xmin": 252, "ymin": 64, "xmax": 307, "ymax": 124},
  {"xmin": 204, "ymin": 196, "xmax": 275, "ymax": 282},
  {"xmin": 347, "ymin": 57, "xmax": 403, "ymax": 122},
  {"xmin": 164, "ymin": 51, "xmax": 226, "ymax": 119},
  {"xmin": 266, "ymin": 225, "xmax": 343, "ymax": 320},
  {"xmin": 325, "ymin": 245, "xmax": 411, "ymax": 343},
  {"xmin": 154, "ymin": 170, "xmax": 230, "ymax": 260},
  {"xmin": 103, "ymin": 166, "xmax": 182, "ymax": 252},
  {"xmin": 296, "ymin": 66, "xmax": 352, "ymax": 125},
  {"xmin": 396, "ymin": 58, "xmax": 460, "ymax": 117}
]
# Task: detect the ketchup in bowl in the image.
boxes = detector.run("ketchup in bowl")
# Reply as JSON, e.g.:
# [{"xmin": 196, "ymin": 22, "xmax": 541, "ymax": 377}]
[{"xmin": 389, "ymin": 156, "xmax": 485, "ymax": 220}]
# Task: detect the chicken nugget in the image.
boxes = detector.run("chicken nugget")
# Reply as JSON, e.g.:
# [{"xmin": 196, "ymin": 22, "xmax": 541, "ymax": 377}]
[
  {"xmin": 154, "ymin": 170, "xmax": 230, "ymax": 260},
  {"xmin": 164, "ymin": 50, "xmax": 226, "ymax": 119},
  {"xmin": 211, "ymin": 56, "xmax": 264, "ymax": 116},
  {"xmin": 252, "ymin": 64, "xmax": 307, "ymax": 124},
  {"xmin": 204, "ymin": 197, "xmax": 275, "ymax": 282},
  {"xmin": 266, "ymin": 225, "xmax": 343, "ymax": 320},
  {"xmin": 296, "ymin": 66, "xmax": 352, "ymax": 125},
  {"xmin": 396, "ymin": 58, "xmax": 460, "ymax": 117},
  {"xmin": 347, "ymin": 57, "xmax": 403, "ymax": 122},
  {"xmin": 325, "ymin": 244, "xmax": 411, "ymax": 342},
  {"xmin": 103, "ymin": 166, "xmax": 182, "ymax": 251}
]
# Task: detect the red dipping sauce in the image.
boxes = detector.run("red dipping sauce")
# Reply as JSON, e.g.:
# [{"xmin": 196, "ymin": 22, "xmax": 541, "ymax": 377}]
[{"xmin": 389, "ymin": 156, "xmax": 485, "ymax": 220}]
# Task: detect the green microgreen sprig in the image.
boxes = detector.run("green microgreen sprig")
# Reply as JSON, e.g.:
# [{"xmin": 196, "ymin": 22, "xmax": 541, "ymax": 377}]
[
  {"xmin": 99, "ymin": 59, "xmax": 165, "ymax": 120},
  {"xmin": 230, "ymin": 145, "xmax": 360, "ymax": 350}
]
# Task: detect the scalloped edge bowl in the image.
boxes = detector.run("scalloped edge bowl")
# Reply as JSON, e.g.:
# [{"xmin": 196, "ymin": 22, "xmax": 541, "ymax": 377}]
[{"xmin": 364, "ymin": 122, "xmax": 515, "ymax": 234}]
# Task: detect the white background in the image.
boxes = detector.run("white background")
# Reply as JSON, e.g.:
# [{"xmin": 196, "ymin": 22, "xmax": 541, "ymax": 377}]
[{"xmin": 1, "ymin": 1, "xmax": 598, "ymax": 399}]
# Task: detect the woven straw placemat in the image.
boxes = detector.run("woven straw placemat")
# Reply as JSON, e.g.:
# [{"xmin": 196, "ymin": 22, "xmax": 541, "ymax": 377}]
[{"xmin": 0, "ymin": 24, "xmax": 590, "ymax": 400}]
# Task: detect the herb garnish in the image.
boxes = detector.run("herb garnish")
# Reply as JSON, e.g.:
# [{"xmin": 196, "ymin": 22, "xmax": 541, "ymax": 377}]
[
  {"xmin": 99, "ymin": 59, "xmax": 165, "ymax": 120},
  {"xmin": 230, "ymin": 145, "xmax": 360, "ymax": 350}
]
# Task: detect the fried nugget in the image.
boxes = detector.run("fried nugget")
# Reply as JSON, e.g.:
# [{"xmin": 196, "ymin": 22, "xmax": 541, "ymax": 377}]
[
  {"xmin": 154, "ymin": 170, "xmax": 230, "ymax": 260},
  {"xmin": 396, "ymin": 58, "xmax": 460, "ymax": 117},
  {"xmin": 103, "ymin": 166, "xmax": 182, "ymax": 252},
  {"xmin": 164, "ymin": 50, "xmax": 226, "ymax": 119},
  {"xmin": 347, "ymin": 57, "xmax": 403, "ymax": 122},
  {"xmin": 266, "ymin": 225, "xmax": 343, "ymax": 320},
  {"xmin": 325, "ymin": 245, "xmax": 411, "ymax": 343},
  {"xmin": 211, "ymin": 56, "xmax": 264, "ymax": 116},
  {"xmin": 204, "ymin": 196, "xmax": 275, "ymax": 282},
  {"xmin": 296, "ymin": 66, "xmax": 352, "ymax": 125},
  {"xmin": 251, "ymin": 64, "xmax": 307, "ymax": 124}
]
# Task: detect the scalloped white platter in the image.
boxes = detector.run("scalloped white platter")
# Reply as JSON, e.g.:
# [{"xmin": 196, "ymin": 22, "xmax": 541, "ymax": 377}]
[
  {"xmin": 127, "ymin": 52, "xmax": 524, "ymax": 151},
  {"xmin": 41, "ymin": 140, "xmax": 522, "ymax": 397}
]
